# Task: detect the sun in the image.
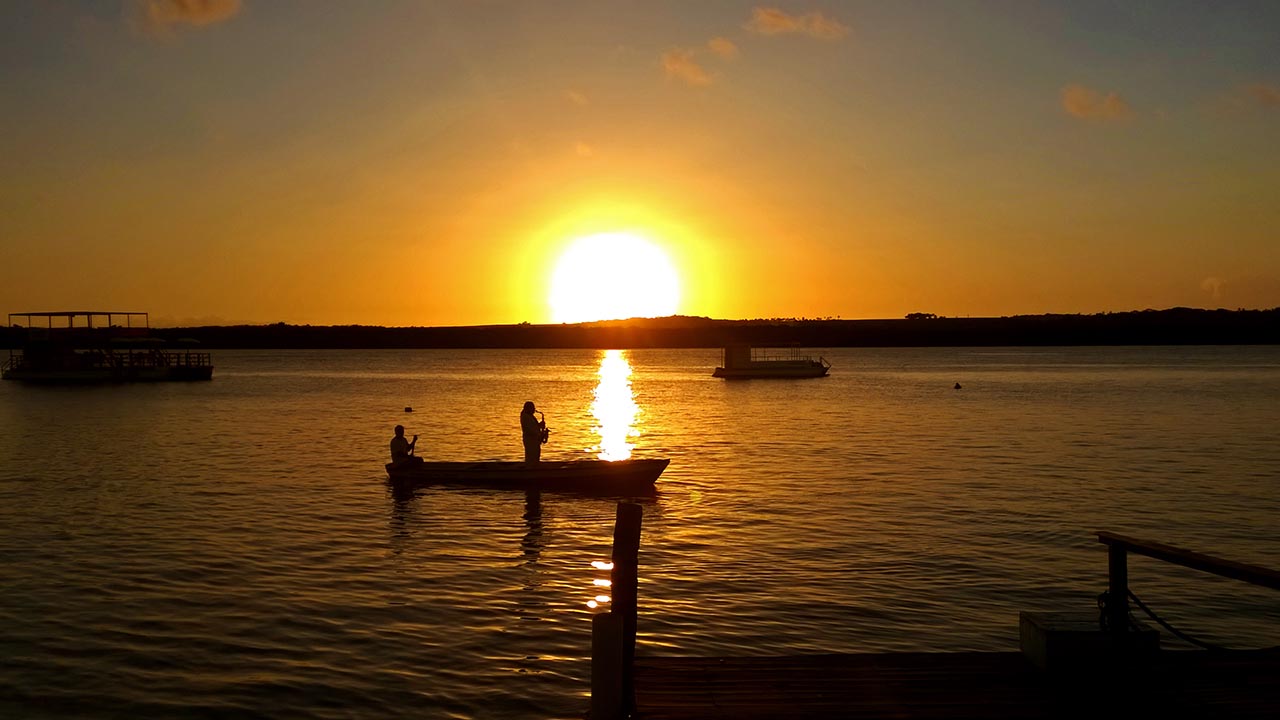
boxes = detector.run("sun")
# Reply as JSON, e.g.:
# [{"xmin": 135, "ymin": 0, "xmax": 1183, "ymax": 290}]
[{"xmin": 549, "ymin": 232, "xmax": 681, "ymax": 323}]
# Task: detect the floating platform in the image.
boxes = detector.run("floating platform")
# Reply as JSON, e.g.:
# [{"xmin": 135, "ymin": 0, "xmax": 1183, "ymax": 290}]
[
  {"xmin": 3, "ymin": 311, "xmax": 213, "ymax": 383},
  {"xmin": 712, "ymin": 346, "xmax": 830, "ymax": 379}
]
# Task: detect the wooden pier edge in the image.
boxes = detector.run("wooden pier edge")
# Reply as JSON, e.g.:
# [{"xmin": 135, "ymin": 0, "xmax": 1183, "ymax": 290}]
[{"xmin": 589, "ymin": 506, "xmax": 1280, "ymax": 718}]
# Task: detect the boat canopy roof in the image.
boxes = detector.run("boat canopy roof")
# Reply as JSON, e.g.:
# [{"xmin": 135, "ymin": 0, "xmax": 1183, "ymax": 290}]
[{"xmin": 9, "ymin": 311, "xmax": 150, "ymax": 329}]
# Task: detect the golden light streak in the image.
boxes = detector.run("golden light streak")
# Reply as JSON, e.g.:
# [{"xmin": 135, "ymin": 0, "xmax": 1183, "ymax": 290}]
[{"xmin": 591, "ymin": 350, "xmax": 639, "ymax": 460}]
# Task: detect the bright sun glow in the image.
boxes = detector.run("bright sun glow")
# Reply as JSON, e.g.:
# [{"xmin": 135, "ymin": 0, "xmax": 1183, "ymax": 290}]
[{"xmin": 549, "ymin": 232, "xmax": 680, "ymax": 323}]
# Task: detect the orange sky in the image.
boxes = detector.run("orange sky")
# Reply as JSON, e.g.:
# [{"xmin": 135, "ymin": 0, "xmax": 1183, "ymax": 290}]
[{"xmin": 2, "ymin": 1, "xmax": 1279, "ymax": 326}]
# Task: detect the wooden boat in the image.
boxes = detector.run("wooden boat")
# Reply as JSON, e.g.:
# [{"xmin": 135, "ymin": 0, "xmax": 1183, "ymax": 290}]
[
  {"xmin": 385, "ymin": 458, "xmax": 669, "ymax": 495},
  {"xmin": 713, "ymin": 346, "xmax": 830, "ymax": 379},
  {"xmin": 3, "ymin": 311, "xmax": 213, "ymax": 383}
]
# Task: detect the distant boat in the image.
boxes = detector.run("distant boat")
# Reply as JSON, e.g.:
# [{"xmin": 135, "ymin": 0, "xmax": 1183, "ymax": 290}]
[
  {"xmin": 385, "ymin": 458, "xmax": 669, "ymax": 495},
  {"xmin": 3, "ymin": 311, "xmax": 213, "ymax": 383},
  {"xmin": 712, "ymin": 346, "xmax": 830, "ymax": 379}
]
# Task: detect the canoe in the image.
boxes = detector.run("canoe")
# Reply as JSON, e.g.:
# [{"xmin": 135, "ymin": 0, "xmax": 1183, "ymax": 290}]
[{"xmin": 385, "ymin": 458, "xmax": 669, "ymax": 495}]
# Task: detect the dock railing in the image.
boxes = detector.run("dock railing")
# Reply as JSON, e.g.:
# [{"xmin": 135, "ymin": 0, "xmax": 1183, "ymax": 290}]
[
  {"xmin": 588, "ymin": 517, "xmax": 1280, "ymax": 717},
  {"xmin": 1096, "ymin": 531, "xmax": 1280, "ymax": 637}
]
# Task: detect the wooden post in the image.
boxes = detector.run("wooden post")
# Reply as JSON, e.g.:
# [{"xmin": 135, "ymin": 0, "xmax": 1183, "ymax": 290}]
[
  {"xmin": 611, "ymin": 502, "xmax": 643, "ymax": 715},
  {"xmin": 1107, "ymin": 543, "xmax": 1128, "ymax": 634},
  {"xmin": 591, "ymin": 612, "xmax": 623, "ymax": 720}
]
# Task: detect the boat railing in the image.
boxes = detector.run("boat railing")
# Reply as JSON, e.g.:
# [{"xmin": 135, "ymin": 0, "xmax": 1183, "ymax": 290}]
[
  {"xmin": 748, "ymin": 347, "xmax": 826, "ymax": 364},
  {"xmin": 111, "ymin": 350, "xmax": 213, "ymax": 369},
  {"xmin": 4, "ymin": 349, "xmax": 211, "ymax": 370},
  {"xmin": 167, "ymin": 351, "xmax": 213, "ymax": 368}
]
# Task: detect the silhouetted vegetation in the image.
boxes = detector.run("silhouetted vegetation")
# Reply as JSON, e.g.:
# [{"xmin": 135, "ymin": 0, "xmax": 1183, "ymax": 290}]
[{"xmin": 3, "ymin": 308, "xmax": 1276, "ymax": 350}]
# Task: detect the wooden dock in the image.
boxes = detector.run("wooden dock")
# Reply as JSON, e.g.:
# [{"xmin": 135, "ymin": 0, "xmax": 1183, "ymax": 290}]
[
  {"xmin": 633, "ymin": 649, "xmax": 1280, "ymax": 719},
  {"xmin": 590, "ymin": 504, "xmax": 1280, "ymax": 720}
]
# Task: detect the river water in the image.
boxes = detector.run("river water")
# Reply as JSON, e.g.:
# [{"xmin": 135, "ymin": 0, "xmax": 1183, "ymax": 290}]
[{"xmin": 2, "ymin": 346, "xmax": 1278, "ymax": 719}]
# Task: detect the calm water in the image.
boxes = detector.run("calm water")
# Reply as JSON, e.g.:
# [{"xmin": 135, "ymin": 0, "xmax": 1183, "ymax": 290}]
[{"xmin": 2, "ymin": 346, "xmax": 1279, "ymax": 719}]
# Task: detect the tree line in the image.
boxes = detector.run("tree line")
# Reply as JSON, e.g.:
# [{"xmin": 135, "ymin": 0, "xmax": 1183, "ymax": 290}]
[{"xmin": 2, "ymin": 307, "xmax": 1276, "ymax": 349}]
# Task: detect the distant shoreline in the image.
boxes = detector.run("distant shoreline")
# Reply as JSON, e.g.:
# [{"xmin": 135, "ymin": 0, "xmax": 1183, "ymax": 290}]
[{"xmin": 6, "ymin": 308, "xmax": 1274, "ymax": 350}]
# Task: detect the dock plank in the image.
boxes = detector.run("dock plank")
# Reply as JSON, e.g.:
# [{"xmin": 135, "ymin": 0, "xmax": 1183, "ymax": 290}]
[{"xmin": 632, "ymin": 651, "xmax": 1280, "ymax": 719}]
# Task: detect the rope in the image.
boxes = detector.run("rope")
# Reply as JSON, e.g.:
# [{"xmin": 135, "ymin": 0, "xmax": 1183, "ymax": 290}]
[
  {"xmin": 1098, "ymin": 587, "xmax": 1279, "ymax": 652},
  {"xmin": 1126, "ymin": 589, "xmax": 1224, "ymax": 651}
]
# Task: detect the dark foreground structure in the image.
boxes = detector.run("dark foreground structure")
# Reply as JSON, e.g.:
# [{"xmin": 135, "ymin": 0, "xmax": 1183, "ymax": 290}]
[
  {"xmin": 591, "ymin": 504, "xmax": 1280, "ymax": 719},
  {"xmin": 629, "ymin": 650, "xmax": 1279, "ymax": 719}
]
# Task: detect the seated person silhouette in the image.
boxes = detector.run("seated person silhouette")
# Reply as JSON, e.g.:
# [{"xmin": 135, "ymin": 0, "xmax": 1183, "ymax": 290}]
[{"xmin": 389, "ymin": 425, "xmax": 424, "ymax": 468}]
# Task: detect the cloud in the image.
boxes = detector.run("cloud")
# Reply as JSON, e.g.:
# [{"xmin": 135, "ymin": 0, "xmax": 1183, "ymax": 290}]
[
  {"xmin": 662, "ymin": 49, "xmax": 714, "ymax": 87},
  {"xmin": 708, "ymin": 37, "xmax": 739, "ymax": 59},
  {"xmin": 745, "ymin": 7, "xmax": 849, "ymax": 40},
  {"xmin": 565, "ymin": 90, "xmax": 590, "ymax": 106},
  {"xmin": 138, "ymin": 0, "xmax": 242, "ymax": 32},
  {"xmin": 1214, "ymin": 83, "xmax": 1280, "ymax": 116},
  {"xmin": 1246, "ymin": 83, "xmax": 1280, "ymax": 108},
  {"xmin": 575, "ymin": 142, "xmax": 594, "ymax": 157},
  {"xmin": 1061, "ymin": 84, "xmax": 1134, "ymax": 122},
  {"xmin": 1201, "ymin": 277, "xmax": 1226, "ymax": 300}
]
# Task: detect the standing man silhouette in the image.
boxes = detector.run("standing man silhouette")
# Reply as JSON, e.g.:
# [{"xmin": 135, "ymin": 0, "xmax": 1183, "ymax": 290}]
[{"xmin": 520, "ymin": 401, "xmax": 546, "ymax": 463}]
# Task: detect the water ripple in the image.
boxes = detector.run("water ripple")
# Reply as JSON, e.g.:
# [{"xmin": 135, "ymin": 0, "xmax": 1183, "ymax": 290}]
[{"xmin": 2, "ymin": 346, "xmax": 1278, "ymax": 718}]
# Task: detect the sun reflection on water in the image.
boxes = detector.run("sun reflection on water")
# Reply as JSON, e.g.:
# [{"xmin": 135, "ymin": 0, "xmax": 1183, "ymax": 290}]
[
  {"xmin": 587, "ymin": 559, "xmax": 615, "ymax": 609},
  {"xmin": 591, "ymin": 349, "xmax": 639, "ymax": 461}
]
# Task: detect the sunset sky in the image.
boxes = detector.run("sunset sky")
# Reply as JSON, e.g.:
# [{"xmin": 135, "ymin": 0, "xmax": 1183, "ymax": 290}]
[{"xmin": 3, "ymin": 1, "xmax": 1278, "ymax": 326}]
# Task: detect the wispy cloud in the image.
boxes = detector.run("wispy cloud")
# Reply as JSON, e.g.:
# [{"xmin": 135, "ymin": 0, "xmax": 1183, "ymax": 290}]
[
  {"xmin": 565, "ymin": 90, "xmax": 590, "ymax": 106},
  {"xmin": 1214, "ymin": 83, "xmax": 1280, "ymax": 116},
  {"xmin": 138, "ymin": 0, "xmax": 242, "ymax": 33},
  {"xmin": 708, "ymin": 37, "xmax": 739, "ymax": 60},
  {"xmin": 575, "ymin": 142, "xmax": 594, "ymax": 157},
  {"xmin": 662, "ymin": 49, "xmax": 714, "ymax": 87},
  {"xmin": 745, "ymin": 7, "xmax": 849, "ymax": 40},
  {"xmin": 1246, "ymin": 83, "xmax": 1280, "ymax": 108},
  {"xmin": 1061, "ymin": 84, "xmax": 1134, "ymax": 122},
  {"xmin": 662, "ymin": 9, "xmax": 843, "ymax": 87}
]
